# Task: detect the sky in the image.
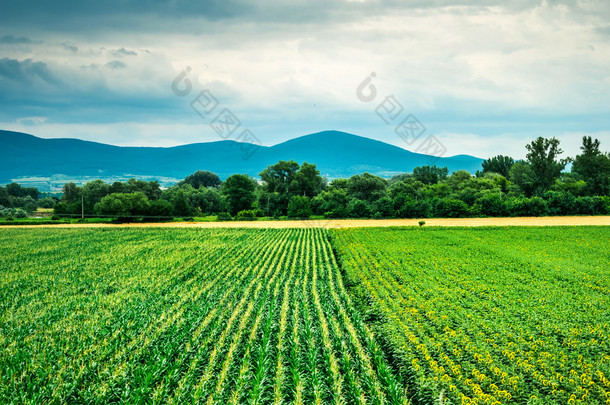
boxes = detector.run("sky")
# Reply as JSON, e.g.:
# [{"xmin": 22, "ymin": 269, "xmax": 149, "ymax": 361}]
[{"xmin": 1, "ymin": 0, "xmax": 609, "ymax": 160}]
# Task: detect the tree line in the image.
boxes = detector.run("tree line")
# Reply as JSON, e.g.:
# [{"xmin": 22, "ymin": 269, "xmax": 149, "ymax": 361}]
[{"xmin": 1, "ymin": 135, "xmax": 609, "ymax": 220}]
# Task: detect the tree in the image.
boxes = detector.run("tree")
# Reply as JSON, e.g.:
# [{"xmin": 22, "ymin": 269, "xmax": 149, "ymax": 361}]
[
  {"xmin": 82, "ymin": 180, "xmax": 110, "ymax": 213},
  {"xmin": 191, "ymin": 188, "xmax": 226, "ymax": 214},
  {"xmin": 259, "ymin": 160, "xmax": 300, "ymax": 214},
  {"xmin": 509, "ymin": 161, "xmax": 536, "ymax": 197},
  {"xmin": 572, "ymin": 136, "xmax": 610, "ymax": 196},
  {"xmin": 291, "ymin": 162, "xmax": 325, "ymax": 197},
  {"xmin": 287, "ymin": 195, "xmax": 312, "ymax": 218},
  {"xmin": 447, "ymin": 170, "xmax": 473, "ymax": 190},
  {"xmin": 94, "ymin": 192, "xmax": 149, "ymax": 217},
  {"xmin": 413, "ymin": 165, "xmax": 448, "ymax": 185},
  {"xmin": 61, "ymin": 182, "xmax": 82, "ymax": 203},
  {"xmin": 346, "ymin": 173, "xmax": 387, "ymax": 203},
  {"xmin": 223, "ymin": 174, "xmax": 256, "ymax": 215},
  {"xmin": 172, "ymin": 190, "xmax": 193, "ymax": 217},
  {"xmin": 481, "ymin": 155, "xmax": 515, "ymax": 177},
  {"xmin": 525, "ymin": 137, "xmax": 567, "ymax": 195},
  {"xmin": 259, "ymin": 160, "xmax": 300, "ymax": 194},
  {"xmin": 0, "ymin": 187, "xmax": 10, "ymax": 207},
  {"xmin": 181, "ymin": 170, "xmax": 221, "ymax": 189}
]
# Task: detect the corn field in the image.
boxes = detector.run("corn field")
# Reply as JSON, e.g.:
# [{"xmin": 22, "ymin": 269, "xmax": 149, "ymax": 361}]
[{"xmin": 0, "ymin": 228, "xmax": 408, "ymax": 404}]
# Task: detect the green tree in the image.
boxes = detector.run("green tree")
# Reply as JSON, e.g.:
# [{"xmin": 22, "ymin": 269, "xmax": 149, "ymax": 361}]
[
  {"xmin": 287, "ymin": 195, "xmax": 312, "ymax": 218},
  {"xmin": 94, "ymin": 192, "xmax": 149, "ymax": 217},
  {"xmin": 572, "ymin": 136, "xmax": 610, "ymax": 196},
  {"xmin": 413, "ymin": 165, "xmax": 448, "ymax": 185},
  {"xmin": 291, "ymin": 162, "xmax": 325, "ymax": 197},
  {"xmin": 259, "ymin": 160, "xmax": 300, "ymax": 214},
  {"xmin": 223, "ymin": 174, "xmax": 256, "ymax": 215},
  {"xmin": 509, "ymin": 161, "xmax": 536, "ymax": 197},
  {"xmin": 181, "ymin": 170, "xmax": 221, "ymax": 189},
  {"xmin": 525, "ymin": 137, "xmax": 567, "ymax": 195},
  {"xmin": 61, "ymin": 182, "xmax": 82, "ymax": 204},
  {"xmin": 171, "ymin": 190, "xmax": 193, "ymax": 217},
  {"xmin": 346, "ymin": 173, "xmax": 387, "ymax": 203},
  {"xmin": 481, "ymin": 155, "xmax": 515, "ymax": 177}
]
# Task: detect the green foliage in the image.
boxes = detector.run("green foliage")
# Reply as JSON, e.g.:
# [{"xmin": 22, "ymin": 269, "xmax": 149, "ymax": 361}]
[
  {"xmin": 94, "ymin": 192, "xmax": 149, "ymax": 217},
  {"xmin": 509, "ymin": 161, "xmax": 536, "ymax": 197},
  {"xmin": 286, "ymin": 195, "xmax": 312, "ymax": 218},
  {"xmin": 481, "ymin": 155, "xmax": 515, "ymax": 177},
  {"xmin": 572, "ymin": 136, "xmax": 610, "ymax": 196},
  {"xmin": 346, "ymin": 172, "xmax": 388, "ymax": 203},
  {"xmin": 235, "ymin": 209, "xmax": 257, "ymax": 220},
  {"xmin": 180, "ymin": 170, "xmax": 221, "ymax": 189},
  {"xmin": 222, "ymin": 174, "xmax": 256, "ymax": 215},
  {"xmin": 412, "ymin": 165, "xmax": 448, "ymax": 185},
  {"xmin": 525, "ymin": 137, "xmax": 567, "ymax": 195}
]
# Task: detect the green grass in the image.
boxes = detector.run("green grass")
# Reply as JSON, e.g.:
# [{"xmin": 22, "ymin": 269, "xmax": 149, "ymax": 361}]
[{"xmin": 330, "ymin": 226, "xmax": 610, "ymax": 404}]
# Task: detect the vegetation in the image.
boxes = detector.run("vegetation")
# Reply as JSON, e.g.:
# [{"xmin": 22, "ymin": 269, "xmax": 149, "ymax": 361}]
[
  {"xmin": 331, "ymin": 226, "xmax": 610, "ymax": 404},
  {"xmin": 0, "ymin": 228, "xmax": 408, "ymax": 404}
]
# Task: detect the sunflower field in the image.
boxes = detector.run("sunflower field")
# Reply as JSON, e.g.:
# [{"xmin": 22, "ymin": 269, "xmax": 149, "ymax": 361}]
[{"xmin": 330, "ymin": 226, "xmax": 610, "ymax": 404}]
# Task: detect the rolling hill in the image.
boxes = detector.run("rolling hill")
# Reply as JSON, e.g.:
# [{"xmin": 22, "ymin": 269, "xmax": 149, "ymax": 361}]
[{"xmin": 0, "ymin": 130, "xmax": 483, "ymax": 188}]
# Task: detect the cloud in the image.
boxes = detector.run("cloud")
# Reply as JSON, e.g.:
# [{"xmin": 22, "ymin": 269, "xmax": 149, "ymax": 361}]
[
  {"xmin": 0, "ymin": 34, "xmax": 37, "ymax": 44},
  {"xmin": 62, "ymin": 41, "xmax": 78, "ymax": 52},
  {"xmin": 111, "ymin": 47, "xmax": 137, "ymax": 57},
  {"xmin": 16, "ymin": 116, "xmax": 47, "ymax": 126},
  {"xmin": 105, "ymin": 60, "xmax": 126, "ymax": 69},
  {"xmin": 0, "ymin": 58, "xmax": 59, "ymax": 85}
]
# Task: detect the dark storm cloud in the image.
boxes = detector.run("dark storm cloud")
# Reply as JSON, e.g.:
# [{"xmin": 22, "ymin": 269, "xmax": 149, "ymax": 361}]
[
  {"xmin": 0, "ymin": 0, "xmax": 550, "ymax": 31},
  {"xmin": 0, "ymin": 58, "xmax": 59, "ymax": 85}
]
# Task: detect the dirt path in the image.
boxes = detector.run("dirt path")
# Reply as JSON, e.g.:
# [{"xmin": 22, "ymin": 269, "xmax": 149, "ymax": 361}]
[{"xmin": 1, "ymin": 216, "xmax": 609, "ymax": 229}]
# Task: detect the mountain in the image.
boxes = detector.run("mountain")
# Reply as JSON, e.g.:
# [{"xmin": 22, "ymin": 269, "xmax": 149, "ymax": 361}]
[{"xmin": 0, "ymin": 130, "xmax": 483, "ymax": 188}]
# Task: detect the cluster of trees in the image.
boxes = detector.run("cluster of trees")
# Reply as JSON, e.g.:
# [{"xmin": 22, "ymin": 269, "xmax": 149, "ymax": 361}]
[
  {"xmin": 0, "ymin": 183, "xmax": 58, "ymax": 218},
  {"xmin": 3, "ymin": 135, "xmax": 610, "ymax": 220}
]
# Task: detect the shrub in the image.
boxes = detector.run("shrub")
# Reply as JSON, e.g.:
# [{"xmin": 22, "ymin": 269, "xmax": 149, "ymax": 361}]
[
  {"xmin": 236, "ymin": 209, "xmax": 257, "ymax": 220},
  {"xmin": 216, "ymin": 212, "xmax": 232, "ymax": 221},
  {"xmin": 51, "ymin": 215, "xmax": 60, "ymax": 221}
]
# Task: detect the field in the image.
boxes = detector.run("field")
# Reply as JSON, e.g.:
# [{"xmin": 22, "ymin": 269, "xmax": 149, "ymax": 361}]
[
  {"xmin": 0, "ymin": 228, "xmax": 406, "ymax": 404},
  {"xmin": 331, "ymin": 226, "xmax": 610, "ymax": 404},
  {"xmin": 1, "ymin": 226, "xmax": 609, "ymax": 404}
]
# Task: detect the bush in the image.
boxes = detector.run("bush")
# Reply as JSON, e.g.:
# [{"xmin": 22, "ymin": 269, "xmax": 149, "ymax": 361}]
[
  {"xmin": 508, "ymin": 197, "xmax": 548, "ymax": 217},
  {"xmin": 573, "ymin": 196, "xmax": 607, "ymax": 215},
  {"xmin": 13, "ymin": 209, "xmax": 27, "ymax": 219},
  {"xmin": 476, "ymin": 193, "xmax": 508, "ymax": 217},
  {"xmin": 236, "ymin": 209, "xmax": 257, "ymax": 220},
  {"xmin": 51, "ymin": 215, "xmax": 60, "ymax": 221},
  {"xmin": 433, "ymin": 198, "xmax": 470, "ymax": 218},
  {"xmin": 216, "ymin": 212, "xmax": 232, "ymax": 221}
]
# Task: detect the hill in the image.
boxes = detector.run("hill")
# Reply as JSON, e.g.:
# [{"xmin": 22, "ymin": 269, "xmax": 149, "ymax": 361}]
[{"xmin": 0, "ymin": 130, "xmax": 483, "ymax": 188}]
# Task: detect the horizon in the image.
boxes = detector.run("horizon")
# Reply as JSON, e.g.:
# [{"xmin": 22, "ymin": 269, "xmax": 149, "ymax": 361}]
[{"xmin": 1, "ymin": 1, "xmax": 609, "ymax": 160}]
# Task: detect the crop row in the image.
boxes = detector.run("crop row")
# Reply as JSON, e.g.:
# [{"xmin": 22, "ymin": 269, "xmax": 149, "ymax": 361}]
[
  {"xmin": 330, "ymin": 226, "xmax": 610, "ymax": 404},
  {"xmin": 0, "ymin": 228, "xmax": 408, "ymax": 404}
]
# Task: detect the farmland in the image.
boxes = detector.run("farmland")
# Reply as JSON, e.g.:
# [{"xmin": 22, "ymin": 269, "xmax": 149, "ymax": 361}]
[
  {"xmin": 1, "ymin": 226, "xmax": 609, "ymax": 404},
  {"xmin": 331, "ymin": 226, "xmax": 610, "ymax": 404},
  {"xmin": 0, "ymin": 228, "xmax": 406, "ymax": 404}
]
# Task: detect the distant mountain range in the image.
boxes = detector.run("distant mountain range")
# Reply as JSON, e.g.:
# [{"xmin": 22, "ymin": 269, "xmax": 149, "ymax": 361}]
[{"xmin": 0, "ymin": 130, "xmax": 483, "ymax": 189}]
